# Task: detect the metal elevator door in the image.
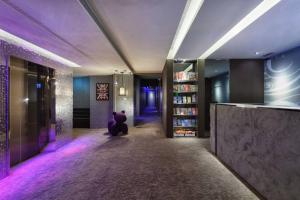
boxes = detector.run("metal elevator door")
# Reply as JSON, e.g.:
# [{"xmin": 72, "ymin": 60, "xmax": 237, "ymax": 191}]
[{"xmin": 9, "ymin": 57, "xmax": 39, "ymax": 166}]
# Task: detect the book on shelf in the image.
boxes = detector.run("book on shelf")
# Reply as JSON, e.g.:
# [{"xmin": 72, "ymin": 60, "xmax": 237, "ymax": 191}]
[
  {"xmin": 174, "ymin": 95, "xmax": 193, "ymax": 104},
  {"xmin": 192, "ymin": 107, "xmax": 197, "ymax": 115},
  {"xmin": 174, "ymin": 107, "xmax": 197, "ymax": 115},
  {"xmin": 187, "ymin": 96, "xmax": 192, "ymax": 104},
  {"xmin": 180, "ymin": 108, "xmax": 185, "ymax": 115},
  {"xmin": 187, "ymin": 108, "xmax": 192, "ymax": 115},
  {"xmin": 192, "ymin": 94, "xmax": 196, "ymax": 103},
  {"xmin": 174, "ymin": 71, "xmax": 197, "ymax": 82},
  {"xmin": 179, "ymin": 96, "xmax": 183, "ymax": 103},
  {"xmin": 174, "ymin": 84, "xmax": 197, "ymax": 92},
  {"xmin": 182, "ymin": 96, "xmax": 187, "ymax": 104},
  {"xmin": 174, "ymin": 129, "xmax": 196, "ymax": 136}
]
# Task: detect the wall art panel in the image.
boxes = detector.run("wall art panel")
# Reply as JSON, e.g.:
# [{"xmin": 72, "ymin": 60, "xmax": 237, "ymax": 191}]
[{"xmin": 265, "ymin": 47, "xmax": 300, "ymax": 106}]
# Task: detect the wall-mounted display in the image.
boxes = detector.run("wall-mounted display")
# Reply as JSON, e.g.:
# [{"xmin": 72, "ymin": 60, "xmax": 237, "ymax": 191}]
[{"xmin": 96, "ymin": 83, "xmax": 109, "ymax": 101}]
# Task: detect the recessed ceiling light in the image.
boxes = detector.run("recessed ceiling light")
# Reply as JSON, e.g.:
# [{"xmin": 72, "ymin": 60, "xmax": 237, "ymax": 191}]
[
  {"xmin": 255, "ymin": 52, "xmax": 260, "ymax": 55},
  {"xmin": 167, "ymin": 0, "xmax": 204, "ymax": 59},
  {"xmin": 0, "ymin": 28, "xmax": 80, "ymax": 67},
  {"xmin": 199, "ymin": 0, "xmax": 281, "ymax": 59}
]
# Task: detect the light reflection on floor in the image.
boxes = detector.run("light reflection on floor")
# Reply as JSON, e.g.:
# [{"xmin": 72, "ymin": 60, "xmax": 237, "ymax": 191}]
[{"xmin": 0, "ymin": 129, "xmax": 108, "ymax": 200}]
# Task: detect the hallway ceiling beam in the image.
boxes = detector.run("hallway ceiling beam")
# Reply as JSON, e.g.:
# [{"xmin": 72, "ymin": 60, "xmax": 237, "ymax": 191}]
[{"xmin": 79, "ymin": 0, "xmax": 135, "ymax": 73}]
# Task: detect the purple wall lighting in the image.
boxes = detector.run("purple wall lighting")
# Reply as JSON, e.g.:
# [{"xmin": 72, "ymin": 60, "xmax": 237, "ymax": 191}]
[{"xmin": 0, "ymin": 63, "xmax": 9, "ymax": 179}]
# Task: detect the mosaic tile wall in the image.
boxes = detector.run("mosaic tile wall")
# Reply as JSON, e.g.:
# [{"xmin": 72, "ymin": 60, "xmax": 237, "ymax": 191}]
[
  {"xmin": 0, "ymin": 41, "xmax": 70, "ymax": 72},
  {"xmin": 55, "ymin": 71, "xmax": 73, "ymax": 136},
  {"xmin": 113, "ymin": 74, "xmax": 134, "ymax": 126},
  {"xmin": 0, "ymin": 64, "xmax": 9, "ymax": 179}
]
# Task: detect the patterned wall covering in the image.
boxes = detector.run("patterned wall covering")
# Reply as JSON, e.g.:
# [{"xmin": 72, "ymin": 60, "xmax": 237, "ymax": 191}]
[
  {"xmin": 0, "ymin": 41, "xmax": 70, "ymax": 72},
  {"xmin": 0, "ymin": 65, "xmax": 9, "ymax": 179},
  {"xmin": 55, "ymin": 71, "xmax": 73, "ymax": 136},
  {"xmin": 265, "ymin": 47, "xmax": 300, "ymax": 106},
  {"xmin": 113, "ymin": 74, "xmax": 134, "ymax": 126}
]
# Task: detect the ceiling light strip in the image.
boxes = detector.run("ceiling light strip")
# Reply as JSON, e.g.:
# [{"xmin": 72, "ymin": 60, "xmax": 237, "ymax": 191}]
[
  {"xmin": 0, "ymin": 28, "xmax": 80, "ymax": 67},
  {"xmin": 199, "ymin": 0, "xmax": 281, "ymax": 59},
  {"xmin": 167, "ymin": 0, "xmax": 204, "ymax": 59}
]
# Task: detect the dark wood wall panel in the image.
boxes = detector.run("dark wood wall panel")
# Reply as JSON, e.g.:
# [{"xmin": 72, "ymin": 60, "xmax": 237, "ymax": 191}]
[
  {"xmin": 230, "ymin": 59, "xmax": 264, "ymax": 103},
  {"xmin": 162, "ymin": 60, "xmax": 173, "ymax": 138},
  {"xmin": 197, "ymin": 59, "xmax": 206, "ymax": 137}
]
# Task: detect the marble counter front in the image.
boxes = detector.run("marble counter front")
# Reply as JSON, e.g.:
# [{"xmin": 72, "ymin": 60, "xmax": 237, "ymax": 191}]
[{"xmin": 210, "ymin": 103, "xmax": 300, "ymax": 200}]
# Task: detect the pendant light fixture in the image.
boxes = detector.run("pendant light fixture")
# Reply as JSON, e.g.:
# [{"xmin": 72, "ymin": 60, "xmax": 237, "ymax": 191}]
[
  {"xmin": 114, "ymin": 70, "xmax": 118, "ymax": 85},
  {"xmin": 119, "ymin": 71, "xmax": 126, "ymax": 96}
]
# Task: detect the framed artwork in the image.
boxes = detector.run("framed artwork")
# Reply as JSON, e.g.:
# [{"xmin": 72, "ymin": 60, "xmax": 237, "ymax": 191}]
[{"xmin": 96, "ymin": 83, "xmax": 109, "ymax": 101}]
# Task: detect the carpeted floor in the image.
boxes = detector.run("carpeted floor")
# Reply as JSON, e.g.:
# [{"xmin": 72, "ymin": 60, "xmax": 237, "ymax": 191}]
[{"xmin": 0, "ymin": 116, "xmax": 258, "ymax": 200}]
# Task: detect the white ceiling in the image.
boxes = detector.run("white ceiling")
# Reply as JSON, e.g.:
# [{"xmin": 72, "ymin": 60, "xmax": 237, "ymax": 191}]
[
  {"xmin": 91, "ymin": 0, "xmax": 186, "ymax": 73},
  {"xmin": 210, "ymin": 0, "xmax": 300, "ymax": 59},
  {"xmin": 0, "ymin": 0, "xmax": 299, "ymax": 75},
  {"xmin": 0, "ymin": 0, "xmax": 128, "ymax": 76},
  {"xmin": 176, "ymin": 0, "xmax": 262, "ymax": 59}
]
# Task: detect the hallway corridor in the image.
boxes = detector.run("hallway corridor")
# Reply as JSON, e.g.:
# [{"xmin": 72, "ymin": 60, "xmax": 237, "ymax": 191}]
[{"xmin": 0, "ymin": 121, "xmax": 257, "ymax": 200}]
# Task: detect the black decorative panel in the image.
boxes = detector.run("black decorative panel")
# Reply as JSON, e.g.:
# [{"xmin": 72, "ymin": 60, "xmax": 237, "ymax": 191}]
[
  {"xmin": 265, "ymin": 47, "xmax": 300, "ymax": 106},
  {"xmin": 0, "ymin": 64, "xmax": 9, "ymax": 179}
]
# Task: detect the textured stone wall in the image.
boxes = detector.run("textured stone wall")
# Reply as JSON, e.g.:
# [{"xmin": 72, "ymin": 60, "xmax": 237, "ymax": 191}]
[
  {"xmin": 0, "ymin": 64, "xmax": 9, "ymax": 179},
  {"xmin": 55, "ymin": 71, "xmax": 73, "ymax": 136},
  {"xmin": 113, "ymin": 74, "xmax": 134, "ymax": 126},
  {"xmin": 1, "ymin": 41, "xmax": 70, "ymax": 72},
  {"xmin": 209, "ymin": 104, "xmax": 216, "ymax": 154},
  {"xmin": 215, "ymin": 104, "xmax": 300, "ymax": 200}
]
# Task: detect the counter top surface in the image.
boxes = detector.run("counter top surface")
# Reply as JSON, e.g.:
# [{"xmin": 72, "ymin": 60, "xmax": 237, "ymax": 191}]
[{"xmin": 214, "ymin": 103, "xmax": 300, "ymax": 111}]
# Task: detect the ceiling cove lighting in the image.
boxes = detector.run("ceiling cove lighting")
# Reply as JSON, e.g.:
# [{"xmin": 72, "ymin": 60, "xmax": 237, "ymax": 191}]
[
  {"xmin": 167, "ymin": 0, "xmax": 204, "ymax": 59},
  {"xmin": 199, "ymin": 0, "xmax": 281, "ymax": 59},
  {"xmin": 0, "ymin": 29, "xmax": 80, "ymax": 68}
]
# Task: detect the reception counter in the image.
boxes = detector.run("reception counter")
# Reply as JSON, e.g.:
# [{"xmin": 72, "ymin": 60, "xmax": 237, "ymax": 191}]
[{"xmin": 210, "ymin": 103, "xmax": 300, "ymax": 200}]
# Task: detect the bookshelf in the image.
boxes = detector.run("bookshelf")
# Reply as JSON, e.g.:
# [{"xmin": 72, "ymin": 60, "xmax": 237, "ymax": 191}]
[
  {"xmin": 172, "ymin": 61, "xmax": 199, "ymax": 137},
  {"xmin": 162, "ymin": 59, "xmax": 205, "ymax": 138}
]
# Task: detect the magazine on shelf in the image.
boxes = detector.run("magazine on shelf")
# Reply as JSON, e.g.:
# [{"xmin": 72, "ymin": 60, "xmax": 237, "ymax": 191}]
[
  {"xmin": 174, "ymin": 71, "xmax": 197, "ymax": 81},
  {"xmin": 192, "ymin": 94, "xmax": 196, "ymax": 103},
  {"xmin": 187, "ymin": 96, "xmax": 191, "ymax": 103},
  {"xmin": 182, "ymin": 96, "xmax": 186, "ymax": 104}
]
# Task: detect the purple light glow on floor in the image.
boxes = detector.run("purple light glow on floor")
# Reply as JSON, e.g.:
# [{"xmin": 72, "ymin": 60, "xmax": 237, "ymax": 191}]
[{"xmin": 0, "ymin": 131, "xmax": 108, "ymax": 200}]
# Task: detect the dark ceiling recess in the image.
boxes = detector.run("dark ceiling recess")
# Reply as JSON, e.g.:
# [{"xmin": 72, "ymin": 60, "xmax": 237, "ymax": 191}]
[
  {"xmin": 79, "ymin": 0, "xmax": 135, "ymax": 73},
  {"xmin": 140, "ymin": 79, "xmax": 159, "ymax": 88}
]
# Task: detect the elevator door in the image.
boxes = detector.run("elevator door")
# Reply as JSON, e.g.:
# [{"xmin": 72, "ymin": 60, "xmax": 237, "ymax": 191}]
[
  {"xmin": 9, "ymin": 58, "xmax": 42, "ymax": 166},
  {"xmin": 9, "ymin": 63, "xmax": 28, "ymax": 166}
]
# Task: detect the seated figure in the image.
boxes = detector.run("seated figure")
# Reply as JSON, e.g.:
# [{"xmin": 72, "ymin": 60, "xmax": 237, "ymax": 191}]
[{"xmin": 107, "ymin": 110, "xmax": 128, "ymax": 136}]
